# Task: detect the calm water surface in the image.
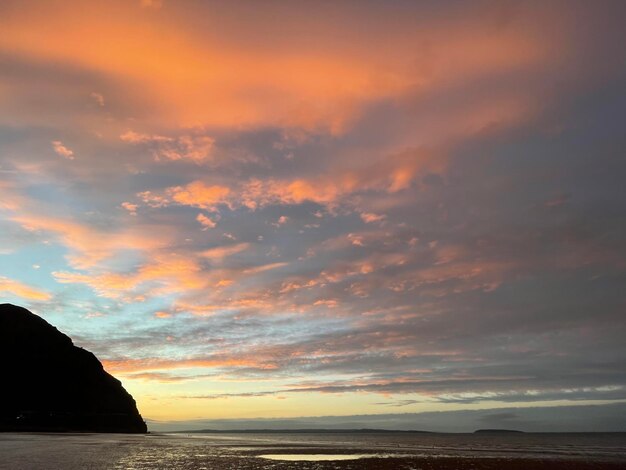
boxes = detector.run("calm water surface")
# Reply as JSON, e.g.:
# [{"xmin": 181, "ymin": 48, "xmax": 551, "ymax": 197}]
[{"xmin": 1, "ymin": 432, "xmax": 625, "ymax": 469}]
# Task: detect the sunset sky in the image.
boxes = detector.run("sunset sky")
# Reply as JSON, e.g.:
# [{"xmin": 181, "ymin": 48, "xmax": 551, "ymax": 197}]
[{"xmin": 1, "ymin": 0, "xmax": 625, "ymax": 430}]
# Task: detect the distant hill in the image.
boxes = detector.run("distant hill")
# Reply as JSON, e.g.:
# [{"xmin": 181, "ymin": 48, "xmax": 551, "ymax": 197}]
[
  {"xmin": 177, "ymin": 428, "xmax": 433, "ymax": 434},
  {"xmin": 0, "ymin": 303, "xmax": 147, "ymax": 433},
  {"xmin": 474, "ymin": 429, "xmax": 524, "ymax": 434}
]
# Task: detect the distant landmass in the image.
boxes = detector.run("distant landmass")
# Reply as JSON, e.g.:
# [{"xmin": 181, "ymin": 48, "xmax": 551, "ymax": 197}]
[
  {"xmin": 0, "ymin": 303, "xmax": 147, "ymax": 433},
  {"xmin": 474, "ymin": 429, "xmax": 524, "ymax": 434},
  {"xmin": 176, "ymin": 428, "xmax": 529, "ymax": 435},
  {"xmin": 177, "ymin": 428, "xmax": 433, "ymax": 434}
]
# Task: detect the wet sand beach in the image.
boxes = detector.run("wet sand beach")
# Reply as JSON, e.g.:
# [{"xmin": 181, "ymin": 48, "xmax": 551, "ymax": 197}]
[{"xmin": 1, "ymin": 432, "xmax": 625, "ymax": 469}]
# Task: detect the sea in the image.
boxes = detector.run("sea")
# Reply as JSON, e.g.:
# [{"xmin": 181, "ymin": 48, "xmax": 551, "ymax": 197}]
[{"xmin": 1, "ymin": 431, "xmax": 625, "ymax": 469}]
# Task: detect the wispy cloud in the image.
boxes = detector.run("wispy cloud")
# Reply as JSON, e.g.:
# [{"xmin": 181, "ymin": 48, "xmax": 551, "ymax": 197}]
[
  {"xmin": 121, "ymin": 131, "xmax": 215, "ymax": 164},
  {"xmin": 0, "ymin": 276, "xmax": 51, "ymax": 301}
]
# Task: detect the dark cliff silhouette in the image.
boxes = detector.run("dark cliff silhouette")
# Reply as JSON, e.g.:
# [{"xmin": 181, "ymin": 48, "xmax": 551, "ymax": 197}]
[{"xmin": 0, "ymin": 303, "xmax": 147, "ymax": 433}]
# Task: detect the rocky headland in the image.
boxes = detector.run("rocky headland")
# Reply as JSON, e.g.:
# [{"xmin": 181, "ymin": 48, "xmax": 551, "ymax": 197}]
[{"xmin": 0, "ymin": 303, "xmax": 147, "ymax": 433}]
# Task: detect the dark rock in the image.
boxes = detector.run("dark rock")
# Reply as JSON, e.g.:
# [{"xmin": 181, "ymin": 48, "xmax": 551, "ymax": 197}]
[{"xmin": 0, "ymin": 303, "xmax": 147, "ymax": 433}]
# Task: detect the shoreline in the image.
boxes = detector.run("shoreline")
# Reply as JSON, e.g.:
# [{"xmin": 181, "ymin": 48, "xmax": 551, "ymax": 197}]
[{"xmin": 2, "ymin": 431, "xmax": 625, "ymax": 470}]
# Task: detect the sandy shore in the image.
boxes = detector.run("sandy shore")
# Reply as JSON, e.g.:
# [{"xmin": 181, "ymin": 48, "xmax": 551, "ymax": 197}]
[
  {"xmin": 170, "ymin": 454, "xmax": 626, "ymax": 469},
  {"xmin": 2, "ymin": 432, "xmax": 625, "ymax": 470}
]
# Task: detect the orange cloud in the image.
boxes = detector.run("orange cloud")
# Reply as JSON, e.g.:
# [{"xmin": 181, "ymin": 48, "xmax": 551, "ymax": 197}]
[
  {"xmin": 0, "ymin": 276, "xmax": 51, "ymax": 301},
  {"xmin": 167, "ymin": 181, "xmax": 231, "ymax": 210},
  {"xmin": 0, "ymin": 1, "xmax": 556, "ymax": 133},
  {"xmin": 12, "ymin": 214, "xmax": 170, "ymax": 269},
  {"xmin": 51, "ymin": 140, "xmax": 74, "ymax": 160},
  {"xmin": 239, "ymin": 172, "xmax": 393, "ymax": 210},
  {"xmin": 243, "ymin": 262, "xmax": 288, "ymax": 275},
  {"xmin": 54, "ymin": 271, "xmax": 135, "ymax": 299},
  {"xmin": 400, "ymin": 259, "xmax": 514, "ymax": 297},
  {"xmin": 103, "ymin": 356, "xmax": 269, "ymax": 374},
  {"xmin": 121, "ymin": 131, "xmax": 215, "ymax": 164},
  {"xmin": 140, "ymin": 0, "xmax": 162, "ymax": 9},
  {"xmin": 138, "ymin": 150, "xmax": 440, "ymax": 215},
  {"xmin": 55, "ymin": 252, "xmax": 208, "ymax": 300},
  {"xmin": 201, "ymin": 243, "xmax": 250, "ymax": 262},
  {"xmin": 121, "ymin": 202, "xmax": 138, "ymax": 215},
  {"xmin": 196, "ymin": 213, "xmax": 216, "ymax": 229},
  {"xmin": 360, "ymin": 212, "xmax": 386, "ymax": 224}
]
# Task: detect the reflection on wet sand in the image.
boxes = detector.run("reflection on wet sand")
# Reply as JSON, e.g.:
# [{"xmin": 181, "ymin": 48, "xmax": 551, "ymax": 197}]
[{"xmin": 259, "ymin": 454, "xmax": 369, "ymax": 461}]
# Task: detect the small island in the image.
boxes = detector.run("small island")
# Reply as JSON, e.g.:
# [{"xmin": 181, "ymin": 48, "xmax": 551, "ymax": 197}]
[{"xmin": 0, "ymin": 303, "xmax": 147, "ymax": 433}]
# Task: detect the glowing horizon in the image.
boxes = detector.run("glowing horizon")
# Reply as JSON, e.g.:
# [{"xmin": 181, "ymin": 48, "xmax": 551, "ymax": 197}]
[{"xmin": 1, "ymin": 0, "xmax": 625, "ymax": 428}]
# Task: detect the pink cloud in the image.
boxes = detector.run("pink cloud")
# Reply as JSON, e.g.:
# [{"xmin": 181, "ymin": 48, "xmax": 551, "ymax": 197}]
[
  {"xmin": 12, "ymin": 214, "xmax": 170, "ymax": 269},
  {"xmin": 0, "ymin": 276, "xmax": 51, "ymax": 301},
  {"xmin": 167, "ymin": 181, "xmax": 231, "ymax": 210},
  {"xmin": 51, "ymin": 140, "xmax": 74, "ymax": 160},
  {"xmin": 196, "ymin": 213, "xmax": 216, "ymax": 229},
  {"xmin": 121, "ymin": 131, "xmax": 215, "ymax": 164},
  {"xmin": 121, "ymin": 202, "xmax": 138, "ymax": 215},
  {"xmin": 360, "ymin": 212, "xmax": 386, "ymax": 224},
  {"xmin": 201, "ymin": 242, "xmax": 250, "ymax": 262}
]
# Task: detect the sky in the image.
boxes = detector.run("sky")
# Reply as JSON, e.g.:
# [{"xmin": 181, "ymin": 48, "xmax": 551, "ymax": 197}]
[{"xmin": 1, "ymin": 0, "xmax": 625, "ymax": 431}]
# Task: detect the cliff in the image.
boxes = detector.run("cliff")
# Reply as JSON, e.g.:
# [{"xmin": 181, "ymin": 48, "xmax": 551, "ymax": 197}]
[{"xmin": 0, "ymin": 303, "xmax": 147, "ymax": 433}]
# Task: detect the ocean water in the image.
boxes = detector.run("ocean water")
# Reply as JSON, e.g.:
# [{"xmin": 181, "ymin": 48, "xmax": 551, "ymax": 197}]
[{"xmin": 1, "ymin": 431, "xmax": 625, "ymax": 469}]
